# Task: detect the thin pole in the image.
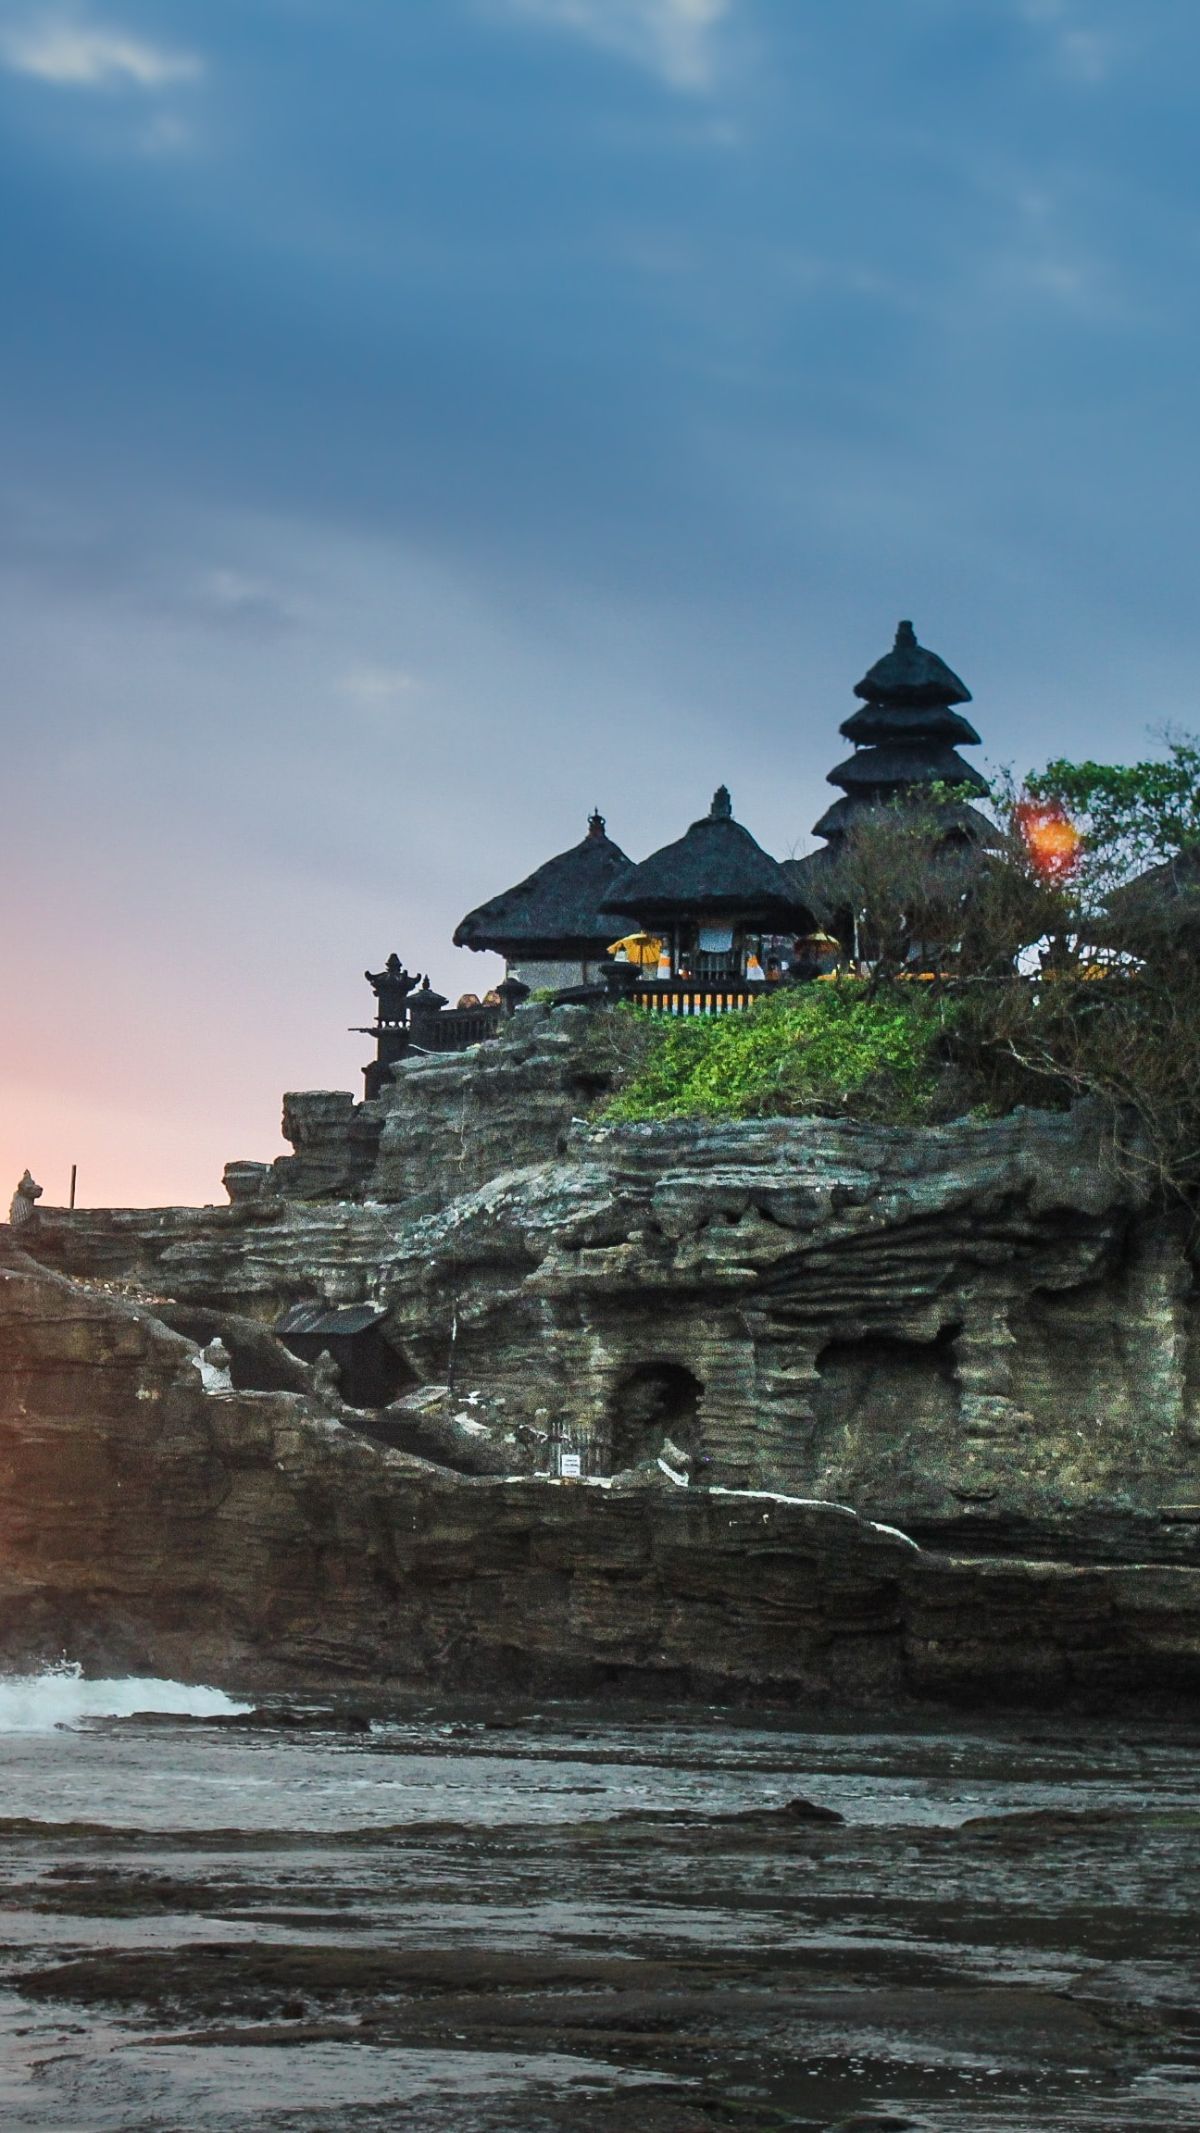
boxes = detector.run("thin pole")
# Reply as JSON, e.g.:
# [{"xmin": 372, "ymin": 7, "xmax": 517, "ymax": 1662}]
[{"xmin": 68, "ymin": 1164, "xmax": 77, "ymax": 1211}]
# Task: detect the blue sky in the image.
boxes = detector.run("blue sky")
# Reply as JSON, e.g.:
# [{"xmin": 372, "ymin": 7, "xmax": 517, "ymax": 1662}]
[{"xmin": 1, "ymin": 0, "xmax": 1196, "ymax": 1200}]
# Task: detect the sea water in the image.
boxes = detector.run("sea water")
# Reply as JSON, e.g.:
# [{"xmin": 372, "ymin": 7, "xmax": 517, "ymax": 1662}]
[
  {"xmin": 0, "ymin": 1668, "xmax": 1195, "ymax": 2131},
  {"xmin": 0, "ymin": 1661, "xmax": 250, "ymax": 1733}
]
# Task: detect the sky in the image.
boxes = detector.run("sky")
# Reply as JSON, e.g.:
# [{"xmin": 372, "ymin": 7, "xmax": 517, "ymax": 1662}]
[{"xmin": 1, "ymin": 0, "xmax": 1198, "ymax": 1205}]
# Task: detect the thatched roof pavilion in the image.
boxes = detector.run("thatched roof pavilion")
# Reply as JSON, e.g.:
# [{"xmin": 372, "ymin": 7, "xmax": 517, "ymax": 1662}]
[
  {"xmin": 454, "ymin": 811, "xmax": 631, "ymax": 973},
  {"xmin": 1105, "ymin": 848, "xmax": 1200, "ymax": 949},
  {"xmin": 600, "ymin": 787, "xmax": 820, "ymax": 984},
  {"xmin": 602, "ymin": 786, "xmax": 816, "ymax": 932}
]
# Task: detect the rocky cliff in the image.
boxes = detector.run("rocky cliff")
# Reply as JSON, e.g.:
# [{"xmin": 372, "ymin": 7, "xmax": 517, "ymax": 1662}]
[
  {"xmin": 1, "ymin": 1250, "xmax": 1198, "ymax": 1702},
  {"xmin": 9, "ymin": 1003, "xmax": 1200, "ymax": 1699},
  {"xmin": 251, "ymin": 1005, "xmax": 613, "ymax": 1205}
]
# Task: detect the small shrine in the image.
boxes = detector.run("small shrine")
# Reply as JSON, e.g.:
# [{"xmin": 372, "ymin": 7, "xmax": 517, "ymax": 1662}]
[
  {"xmin": 357, "ymin": 958, "xmax": 517, "ymax": 1097},
  {"xmin": 276, "ymin": 1301, "xmax": 410, "ymax": 1407},
  {"xmin": 358, "ymin": 956, "xmax": 423, "ymax": 1099},
  {"xmin": 601, "ymin": 786, "xmax": 818, "ymax": 986},
  {"xmin": 454, "ymin": 810, "xmax": 631, "ymax": 992}
]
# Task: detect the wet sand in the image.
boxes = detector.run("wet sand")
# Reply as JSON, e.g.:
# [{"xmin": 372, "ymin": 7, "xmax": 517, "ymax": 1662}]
[{"xmin": 0, "ymin": 1705, "xmax": 1197, "ymax": 2130}]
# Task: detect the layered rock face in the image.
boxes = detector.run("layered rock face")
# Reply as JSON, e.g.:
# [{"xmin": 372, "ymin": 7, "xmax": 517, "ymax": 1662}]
[
  {"xmin": 371, "ymin": 1100, "xmax": 1196, "ymax": 1537},
  {"xmin": 26, "ymin": 1028, "xmax": 1200, "ymax": 1552},
  {"xmin": 1, "ymin": 1253, "xmax": 1198, "ymax": 1701},
  {"xmin": 255, "ymin": 1006, "xmax": 612, "ymax": 1205},
  {"xmin": 10, "ymin": 1005, "xmax": 1200, "ymax": 1695}
]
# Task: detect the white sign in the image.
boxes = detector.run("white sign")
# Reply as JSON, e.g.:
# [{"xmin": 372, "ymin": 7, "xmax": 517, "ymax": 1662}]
[{"xmin": 559, "ymin": 1452, "xmax": 582, "ymax": 1479}]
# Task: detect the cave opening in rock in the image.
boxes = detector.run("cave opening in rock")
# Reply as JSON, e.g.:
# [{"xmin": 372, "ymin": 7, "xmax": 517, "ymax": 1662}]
[
  {"xmin": 608, "ymin": 1362, "xmax": 703, "ymax": 1474},
  {"xmin": 809, "ymin": 1325, "xmax": 962, "ymax": 1509},
  {"xmin": 814, "ymin": 1324, "xmax": 961, "ymax": 1397},
  {"xmin": 155, "ymin": 1305, "xmax": 312, "ymax": 1396}
]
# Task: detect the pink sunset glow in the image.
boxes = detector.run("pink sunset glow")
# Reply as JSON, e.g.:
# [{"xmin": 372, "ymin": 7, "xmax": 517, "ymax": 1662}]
[{"xmin": 4, "ymin": 5, "xmax": 1197, "ymax": 1208}]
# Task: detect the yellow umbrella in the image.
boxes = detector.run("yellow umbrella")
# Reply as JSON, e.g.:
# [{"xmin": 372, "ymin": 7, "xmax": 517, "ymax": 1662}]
[{"xmin": 607, "ymin": 932, "xmax": 663, "ymax": 969}]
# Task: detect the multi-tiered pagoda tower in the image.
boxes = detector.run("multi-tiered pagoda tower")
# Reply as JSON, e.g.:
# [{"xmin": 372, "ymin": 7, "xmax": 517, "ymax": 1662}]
[{"xmin": 790, "ymin": 620, "xmax": 995, "ymax": 909}]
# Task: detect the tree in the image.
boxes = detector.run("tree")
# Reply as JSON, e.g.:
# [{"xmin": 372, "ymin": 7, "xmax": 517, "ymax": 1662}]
[
  {"xmin": 820, "ymin": 766, "xmax": 1200, "ymax": 1205},
  {"xmin": 1024, "ymin": 734, "xmax": 1200, "ymax": 960},
  {"xmin": 822, "ymin": 784, "xmax": 1068, "ymax": 984},
  {"xmin": 962, "ymin": 739, "xmax": 1200, "ymax": 1209},
  {"xmin": 1026, "ymin": 733, "xmax": 1200, "ymax": 894}
]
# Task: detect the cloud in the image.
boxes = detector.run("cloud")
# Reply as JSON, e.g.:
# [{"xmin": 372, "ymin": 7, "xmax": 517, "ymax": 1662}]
[
  {"xmin": 1017, "ymin": 0, "xmax": 1115, "ymax": 87},
  {"xmin": 974, "ymin": 179, "xmax": 1116, "ymax": 321},
  {"xmin": 0, "ymin": 496, "xmax": 302, "ymax": 634},
  {"xmin": 1055, "ymin": 26, "xmax": 1112, "ymax": 84},
  {"xmin": 0, "ymin": 16, "xmax": 202, "ymax": 90},
  {"xmin": 137, "ymin": 110, "xmax": 196, "ymax": 157},
  {"xmin": 494, "ymin": 0, "xmax": 732, "ymax": 93},
  {"xmin": 193, "ymin": 569, "xmax": 296, "ymax": 633},
  {"xmin": 340, "ymin": 664, "xmax": 419, "ymax": 705}
]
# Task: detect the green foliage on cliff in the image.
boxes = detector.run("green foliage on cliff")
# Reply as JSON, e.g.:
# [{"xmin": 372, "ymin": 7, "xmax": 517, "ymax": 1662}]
[
  {"xmin": 1027, "ymin": 734, "xmax": 1200, "ymax": 884},
  {"xmin": 601, "ymin": 986, "xmax": 955, "ymax": 1124},
  {"xmin": 594, "ymin": 732, "xmax": 1200, "ymax": 1181}
]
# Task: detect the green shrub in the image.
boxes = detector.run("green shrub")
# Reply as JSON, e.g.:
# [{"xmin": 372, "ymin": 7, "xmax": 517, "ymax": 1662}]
[{"xmin": 601, "ymin": 984, "xmax": 956, "ymax": 1124}]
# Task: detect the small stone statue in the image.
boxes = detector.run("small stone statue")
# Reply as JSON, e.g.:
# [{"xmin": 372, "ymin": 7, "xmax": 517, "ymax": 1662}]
[
  {"xmin": 311, "ymin": 1348, "xmax": 341, "ymax": 1403},
  {"xmin": 8, "ymin": 1171, "xmax": 43, "ymax": 1235},
  {"xmin": 193, "ymin": 1336, "xmax": 233, "ymax": 1394},
  {"xmin": 659, "ymin": 1436, "xmax": 694, "ymax": 1480}
]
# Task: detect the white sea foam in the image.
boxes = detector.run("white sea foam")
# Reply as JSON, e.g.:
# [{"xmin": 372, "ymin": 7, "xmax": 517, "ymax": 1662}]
[{"xmin": 0, "ymin": 1661, "xmax": 250, "ymax": 1733}]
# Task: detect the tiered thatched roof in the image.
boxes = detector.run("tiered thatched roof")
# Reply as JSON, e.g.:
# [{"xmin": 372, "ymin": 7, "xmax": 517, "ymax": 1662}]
[{"xmin": 800, "ymin": 622, "xmax": 997, "ymax": 885}]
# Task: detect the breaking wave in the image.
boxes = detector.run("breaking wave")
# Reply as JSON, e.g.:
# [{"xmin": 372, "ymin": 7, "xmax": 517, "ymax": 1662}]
[{"xmin": 0, "ymin": 1661, "xmax": 250, "ymax": 1732}]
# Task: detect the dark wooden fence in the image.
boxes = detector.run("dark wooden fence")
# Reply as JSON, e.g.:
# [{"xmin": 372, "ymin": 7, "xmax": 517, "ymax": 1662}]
[{"xmin": 409, "ymin": 1004, "xmax": 503, "ymax": 1052}]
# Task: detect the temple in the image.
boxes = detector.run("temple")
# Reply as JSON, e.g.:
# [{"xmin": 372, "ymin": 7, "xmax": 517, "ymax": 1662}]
[
  {"xmin": 602, "ymin": 786, "xmax": 819, "ymax": 986},
  {"xmin": 362, "ymin": 622, "xmax": 1000, "ymax": 1063},
  {"xmin": 790, "ymin": 619, "xmax": 995, "ymax": 908},
  {"xmin": 454, "ymin": 810, "xmax": 631, "ymax": 992}
]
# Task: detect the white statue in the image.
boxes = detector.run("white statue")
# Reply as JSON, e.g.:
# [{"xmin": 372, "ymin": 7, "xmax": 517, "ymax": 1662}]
[
  {"xmin": 193, "ymin": 1336, "xmax": 234, "ymax": 1394},
  {"xmin": 8, "ymin": 1171, "xmax": 43, "ymax": 1234},
  {"xmin": 311, "ymin": 1348, "xmax": 341, "ymax": 1402}
]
